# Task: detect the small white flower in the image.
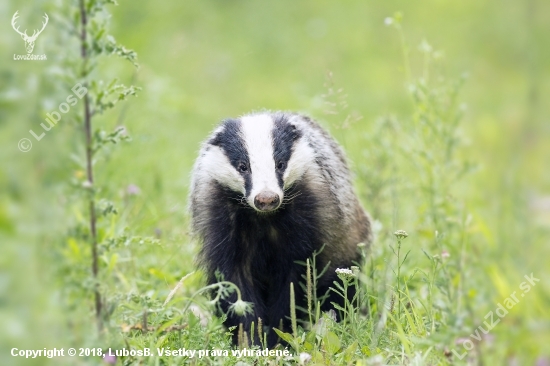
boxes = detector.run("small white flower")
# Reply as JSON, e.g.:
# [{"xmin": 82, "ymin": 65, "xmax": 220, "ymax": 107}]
[
  {"xmin": 384, "ymin": 17, "xmax": 393, "ymax": 26},
  {"xmin": 229, "ymin": 299, "xmax": 254, "ymax": 316},
  {"xmin": 336, "ymin": 268, "xmax": 353, "ymax": 275},
  {"xmin": 189, "ymin": 304, "xmax": 210, "ymax": 327},
  {"xmin": 82, "ymin": 180, "xmax": 93, "ymax": 189},
  {"xmin": 335, "ymin": 268, "xmax": 355, "ymax": 281},
  {"xmin": 394, "ymin": 230, "xmax": 408, "ymax": 240},
  {"xmin": 299, "ymin": 352, "xmax": 312, "ymax": 364}
]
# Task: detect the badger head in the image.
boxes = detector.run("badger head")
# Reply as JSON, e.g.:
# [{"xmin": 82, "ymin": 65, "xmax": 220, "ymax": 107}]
[{"xmin": 199, "ymin": 113, "xmax": 314, "ymax": 213}]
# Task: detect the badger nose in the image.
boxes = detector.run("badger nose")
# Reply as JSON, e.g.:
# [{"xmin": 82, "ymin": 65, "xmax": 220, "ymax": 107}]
[{"xmin": 254, "ymin": 191, "xmax": 280, "ymax": 212}]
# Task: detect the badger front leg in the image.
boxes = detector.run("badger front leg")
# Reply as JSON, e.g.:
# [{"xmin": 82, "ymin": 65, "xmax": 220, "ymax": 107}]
[
  {"xmin": 214, "ymin": 272, "xmax": 265, "ymax": 346},
  {"xmin": 262, "ymin": 270, "xmax": 306, "ymax": 347}
]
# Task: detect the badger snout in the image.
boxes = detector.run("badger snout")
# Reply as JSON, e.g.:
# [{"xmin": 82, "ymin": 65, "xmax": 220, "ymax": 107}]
[{"xmin": 253, "ymin": 191, "xmax": 281, "ymax": 212}]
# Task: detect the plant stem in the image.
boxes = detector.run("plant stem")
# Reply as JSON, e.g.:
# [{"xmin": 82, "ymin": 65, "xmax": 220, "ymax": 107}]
[
  {"xmin": 306, "ymin": 259, "xmax": 313, "ymax": 327},
  {"xmin": 79, "ymin": 0, "xmax": 102, "ymax": 331},
  {"xmin": 182, "ymin": 281, "xmax": 243, "ymax": 314},
  {"xmin": 290, "ymin": 282, "xmax": 297, "ymax": 338},
  {"xmin": 396, "ymin": 239, "xmax": 401, "ymax": 319},
  {"xmin": 342, "ymin": 281, "xmax": 348, "ymax": 327}
]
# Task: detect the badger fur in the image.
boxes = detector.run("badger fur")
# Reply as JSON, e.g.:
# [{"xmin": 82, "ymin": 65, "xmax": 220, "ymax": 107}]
[{"xmin": 190, "ymin": 112, "xmax": 371, "ymax": 346}]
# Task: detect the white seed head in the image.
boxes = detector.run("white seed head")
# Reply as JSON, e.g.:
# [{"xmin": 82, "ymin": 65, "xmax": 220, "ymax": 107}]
[
  {"xmin": 394, "ymin": 230, "xmax": 408, "ymax": 240},
  {"xmin": 229, "ymin": 299, "xmax": 254, "ymax": 316}
]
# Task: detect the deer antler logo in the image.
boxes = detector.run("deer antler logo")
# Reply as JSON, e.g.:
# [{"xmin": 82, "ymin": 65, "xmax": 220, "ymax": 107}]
[{"xmin": 11, "ymin": 11, "xmax": 49, "ymax": 54}]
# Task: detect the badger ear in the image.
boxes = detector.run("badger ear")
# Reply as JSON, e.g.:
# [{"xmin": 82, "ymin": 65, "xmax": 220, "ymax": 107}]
[
  {"xmin": 208, "ymin": 125, "xmax": 227, "ymax": 146},
  {"xmin": 289, "ymin": 122, "xmax": 302, "ymax": 141},
  {"xmin": 209, "ymin": 118, "xmax": 241, "ymax": 147},
  {"xmin": 209, "ymin": 133, "xmax": 221, "ymax": 146},
  {"xmin": 285, "ymin": 115, "xmax": 304, "ymax": 141}
]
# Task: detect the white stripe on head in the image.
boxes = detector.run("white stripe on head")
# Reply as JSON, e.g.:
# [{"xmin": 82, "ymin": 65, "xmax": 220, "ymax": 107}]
[
  {"xmin": 283, "ymin": 137, "xmax": 315, "ymax": 189},
  {"xmin": 202, "ymin": 145, "xmax": 246, "ymax": 194},
  {"xmin": 240, "ymin": 114, "xmax": 283, "ymax": 207}
]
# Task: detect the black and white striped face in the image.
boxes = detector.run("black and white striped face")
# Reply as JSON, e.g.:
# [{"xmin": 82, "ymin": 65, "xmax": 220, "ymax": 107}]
[{"xmin": 203, "ymin": 113, "xmax": 313, "ymax": 212}]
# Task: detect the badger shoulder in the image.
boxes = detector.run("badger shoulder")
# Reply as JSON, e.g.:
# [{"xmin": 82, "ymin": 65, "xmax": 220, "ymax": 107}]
[{"xmin": 280, "ymin": 112, "xmax": 372, "ymax": 263}]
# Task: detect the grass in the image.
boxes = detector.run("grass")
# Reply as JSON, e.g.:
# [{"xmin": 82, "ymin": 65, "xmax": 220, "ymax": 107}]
[{"xmin": 1, "ymin": 0, "xmax": 549, "ymax": 365}]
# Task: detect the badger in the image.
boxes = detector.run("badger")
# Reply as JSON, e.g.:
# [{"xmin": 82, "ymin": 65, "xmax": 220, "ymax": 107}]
[{"xmin": 189, "ymin": 111, "xmax": 371, "ymax": 346}]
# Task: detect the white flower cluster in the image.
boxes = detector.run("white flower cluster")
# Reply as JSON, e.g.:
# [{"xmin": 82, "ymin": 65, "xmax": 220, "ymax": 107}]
[
  {"xmin": 394, "ymin": 230, "xmax": 409, "ymax": 240},
  {"xmin": 335, "ymin": 267, "xmax": 356, "ymax": 281}
]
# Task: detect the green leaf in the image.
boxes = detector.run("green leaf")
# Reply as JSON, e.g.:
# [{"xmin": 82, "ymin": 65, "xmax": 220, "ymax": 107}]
[
  {"xmin": 361, "ymin": 345, "xmax": 371, "ymax": 356},
  {"xmin": 401, "ymin": 249, "xmax": 411, "ymax": 266},
  {"xmin": 305, "ymin": 330, "xmax": 317, "ymax": 344},
  {"xmin": 421, "ymin": 248, "xmax": 433, "ymax": 261},
  {"xmin": 343, "ymin": 341, "xmax": 358, "ymax": 362},
  {"xmin": 273, "ymin": 328, "xmax": 294, "ymax": 345},
  {"xmin": 322, "ymin": 331, "xmax": 341, "ymax": 355},
  {"xmin": 303, "ymin": 341, "xmax": 314, "ymax": 351}
]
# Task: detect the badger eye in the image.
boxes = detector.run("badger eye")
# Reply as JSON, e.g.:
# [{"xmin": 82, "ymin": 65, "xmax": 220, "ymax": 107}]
[
  {"xmin": 238, "ymin": 163, "xmax": 248, "ymax": 173},
  {"xmin": 277, "ymin": 161, "xmax": 285, "ymax": 170}
]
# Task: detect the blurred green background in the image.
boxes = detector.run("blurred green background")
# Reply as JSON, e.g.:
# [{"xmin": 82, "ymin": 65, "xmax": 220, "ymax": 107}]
[{"xmin": 1, "ymin": 0, "xmax": 549, "ymax": 364}]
